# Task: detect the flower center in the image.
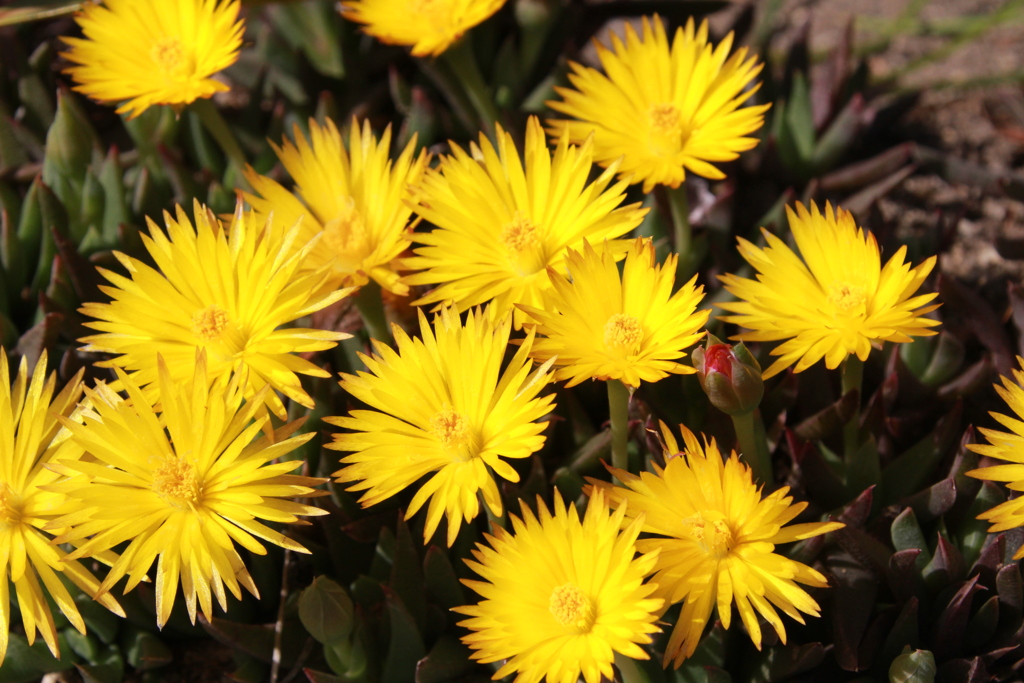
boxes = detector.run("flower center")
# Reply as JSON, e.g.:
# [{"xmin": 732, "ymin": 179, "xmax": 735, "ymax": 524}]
[
  {"xmin": 192, "ymin": 305, "xmax": 229, "ymax": 341},
  {"xmin": 604, "ymin": 313, "xmax": 643, "ymax": 352},
  {"xmin": 648, "ymin": 103, "xmax": 690, "ymax": 155},
  {"xmin": 501, "ymin": 213, "xmax": 540, "ymax": 254},
  {"xmin": 431, "ymin": 408, "xmax": 471, "ymax": 450},
  {"xmin": 828, "ymin": 281, "xmax": 867, "ymax": 312},
  {"xmin": 322, "ymin": 201, "xmax": 370, "ymax": 271},
  {"xmin": 151, "ymin": 37, "xmax": 194, "ymax": 81},
  {"xmin": 152, "ymin": 458, "xmax": 201, "ymax": 510},
  {"xmin": 0, "ymin": 483, "xmax": 22, "ymax": 528},
  {"xmin": 549, "ymin": 583, "xmax": 594, "ymax": 632},
  {"xmin": 682, "ymin": 512, "xmax": 734, "ymax": 559}
]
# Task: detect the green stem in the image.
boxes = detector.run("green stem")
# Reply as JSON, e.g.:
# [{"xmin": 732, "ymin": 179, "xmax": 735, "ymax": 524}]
[
  {"xmin": 842, "ymin": 355, "xmax": 865, "ymax": 462},
  {"xmin": 190, "ymin": 98, "xmax": 249, "ymax": 183},
  {"xmin": 441, "ymin": 38, "xmax": 500, "ymax": 136},
  {"xmin": 354, "ymin": 280, "xmax": 391, "ymax": 344},
  {"xmin": 666, "ymin": 183, "xmax": 690, "ymax": 255},
  {"xmin": 607, "ymin": 379, "xmax": 631, "ymax": 483},
  {"xmin": 732, "ymin": 409, "xmax": 772, "ymax": 485}
]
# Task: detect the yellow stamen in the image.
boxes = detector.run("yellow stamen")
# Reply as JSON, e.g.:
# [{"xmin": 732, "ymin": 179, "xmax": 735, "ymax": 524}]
[
  {"xmin": 648, "ymin": 103, "xmax": 690, "ymax": 155},
  {"xmin": 322, "ymin": 201, "xmax": 370, "ymax": 263},
  {"xmin": 828, "ymin": 281, "xmax": 867, "ymax": 312},
  {"xmin": 431, "ymin": 408, "xmax": 470, "ymax": 450},
  {"xmin": 152, "ymin": 37, "xmax": 194, "ymax": 81},
  {"xmin": 682, "ymin": 511, "xmax": 734, "ymax": 559},
  {"xmin": 191, "ymin": 305, "xmax": 229, "ymax": 341},
  {"xmin": 604, "ymin": 313, "xmax": 643, "ymax": 351},
  {"xmin": 501, "ymin": 213, "xmax": 540, "ymax": 254},
  {"xmin": 152, "ymin": 458, "xmax": 201, "ymax": 510},
  {"xmin": 549, "ymin": 583, "xmax": 594, "ymax": 632}
]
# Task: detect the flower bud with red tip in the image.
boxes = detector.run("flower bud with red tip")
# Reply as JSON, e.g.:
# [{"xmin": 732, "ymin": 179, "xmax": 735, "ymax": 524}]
[{"xmin": 692, "ymin": 333, "xmax": 764, "ymax": 416}]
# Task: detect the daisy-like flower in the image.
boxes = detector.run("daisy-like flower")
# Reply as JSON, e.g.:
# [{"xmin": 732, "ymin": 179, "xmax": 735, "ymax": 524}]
[
  {"xmin": 967, "ymin": 358, "xmax": 1024, "ymax": 558},
  {"xmin": 588, "ymin": 423, "xmax": 844, "ymax": 668},
  {"xmin": 47, "ymin": 355, "xmax": 328, "ymax": 629},
  {"xmin": 547, "ymin": 16, "xmax": 769, "ymax": 193},
  {"xmin": 61, "ymin": 0, "xmax": 244, "ymax": 119},
  {"xmin": 0, "ymin": 351, "xmax": 123, "ymax": 664},
  {"xmin": 521, "ymin": 238, "xmax": 708, "ymax": 388},
  {"xmin": 243, "ymin": 118, "xmax": 429, "ymax": 295},
  {"xmin": 403, "ymin": 116, "xmax": 646, "ymax": 329},
  {"xmin": 327, "ymin": 305, "xmax": 555, "ymax": 546},
  {"xmin": 341, "ymin": 0, "xmax": 506, "ymax": 57},
  {"xmin": 718, "ymin": 201, "xmax": 940, "ymax": 379},
  {"xmin": 455, "ymin": 489, "xmax": 663, "ymax": 683},
  {"xmin": 79, "ymin": 200, "xmax": 351, "ymax": 418}
]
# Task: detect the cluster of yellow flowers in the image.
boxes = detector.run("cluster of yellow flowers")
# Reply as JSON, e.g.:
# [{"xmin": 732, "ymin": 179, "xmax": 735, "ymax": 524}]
[{"xmin": 7, "ymin": 0, "xmax": 1021, "ymax": 681}]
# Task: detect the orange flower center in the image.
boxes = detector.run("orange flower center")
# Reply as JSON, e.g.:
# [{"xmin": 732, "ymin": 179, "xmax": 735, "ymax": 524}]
[
  {"xmin": 827, "ymin": 281, "xmax": 867, "ymax": 312},
  {"xmin": 152, "ymin": 458, "xmax": 201, "ymax": 510},
  {"xmin": 604, "ymin": 313, "xmax": 643, "ymax": 352},
  {"xmin": 152, "ymin": 37, "xmax": 195, "ymax": 81},
  {"xmin": 648, "ymin": 103, "xmax": 690, "ymax": 156},
  {"xmin": 192, "ymin": 305, "xmax": 229, "ymax": 341},
  {"xmin": 0, "ymin": 483, "xmax": 22, "ymax": 527},
  {"xmin": 683, "ymin": 511, "xmax": 734, "ymax": 559},
  {"xmin": 431, "ymin": 408, "xmax": 471, "ymax": 450},
  {"xmin": 549, "ymin": 583, "xmax": 594, "ymax": 632}
]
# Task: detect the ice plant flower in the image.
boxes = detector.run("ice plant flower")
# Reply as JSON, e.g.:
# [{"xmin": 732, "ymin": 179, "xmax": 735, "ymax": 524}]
[
  {"xmin": 243, "ymin": 118, "xmax": 429, "ymax": 295},
  {"xmin": 341, "ymin": 0, "xmax": 506, "ymax": 57},
  {"xmin": 718, "ymin": 201, "xmax": 940, "ymax": 379},
  {"xmin": 0, "ymin": 351, "xmax": 123, "ymax": 664},
  {"xmin": 967, "ymin": 358, "xmax": 1024, "ymax": 558},
  {"xmin": 404, "ymin": 116, "xmax": 646, "ymax": 328},
  {"xmin": 79, "ymin": 200, "xmax": 352, "ymax": 418},
  {"xmin": 61, "ymin": 0, "xmax": 244, "ymax": 119},
  {"xmin": 547, "ymin": 16, "xmax": 768, "ymax": 193},
  {"xmin": 588, "ymin": 423, "xmax": 844, "ymax": 667},
  {"xmin": 47, "ymin": 356, "xmax": 328, "ymax": 629},
  {"xmin": 455, "ymin": 490, "xmax": 662, "ymax": 683},
  {"xmin": 521, "ymin": 238, "xmax": 708, "ymax": 388},
  {"xmin": 328, "ymin": 305, "xmax": 555, "ymax": 545}
]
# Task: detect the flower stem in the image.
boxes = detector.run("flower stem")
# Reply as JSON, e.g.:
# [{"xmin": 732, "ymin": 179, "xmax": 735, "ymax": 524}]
[
  {"xmin": 842, "ymin": 355, "xmax": 865, "ymax": 462},
  {"xmin": 354, "ymin": 280, "xmax": 391, "ymax": 344},
  {"xmin": 732, "ymin": 409, "xmax": 772, "ymax": 485},
  {"xmin": 666, "ymin": 183, "xmax": 690, "ymax": 256},
  {"xmin": 191, "ymin": 98, "xmax": 249, "ymax": 183},
  {"xmin": 607, "ymin": 379, "xmax": 631, "ymax": 482},
  {"xmin": 441, "ymin": 37, "xmax": 499, "ymax": 136}
]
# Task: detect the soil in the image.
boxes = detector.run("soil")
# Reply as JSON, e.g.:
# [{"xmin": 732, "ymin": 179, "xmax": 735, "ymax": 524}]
[{"xmin": 770, "ymin": 0, "xmax": 1024, "ymax": 314}]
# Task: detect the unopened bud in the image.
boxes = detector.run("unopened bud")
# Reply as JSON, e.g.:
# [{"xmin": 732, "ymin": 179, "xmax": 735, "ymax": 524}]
[{"xmin": 692, "ymin": 334, "xmax": 764, "ymax": 416}]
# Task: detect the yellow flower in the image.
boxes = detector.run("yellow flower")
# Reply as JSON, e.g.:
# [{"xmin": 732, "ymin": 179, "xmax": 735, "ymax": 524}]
[
  {"xmin": 522, "ymin": 238, "xmax": 708, "ymax": 388},
  {"xmin": 0, "ymin": 351, "xmax": 123, "ymax": 664},
  {"xmin": 79, "ymin": 200, "xmax": 351, "ymax": 418},
  {"xmin": 455, "ymin": 490, "xmax": 662, "ymax": 683},
  {"xmin": 968, "ymin": 358, "xmax": 1024, "ymax": 558},
  {"xmin": 47, "ymin": 355, "xmax": 328, "ymax": 629},
  {"xmin": 341, "ymin": 0, "xmax": 506, "ymax": 57},
  {"xmin": 403, "ymin": 116, "xmax": 646, "ymax": 328},
  {"xmin": 61, "ymin": 0, "xmax": 243, "ymax": 118},
  {"xmin": 718, "ymin": 201, "xmax": 940, "ymax": 379},
  {"xmin": 547, "ymin": 16, "xmax": 769, "ymax": 193},
  {"xmin": 327, "ymin": 305, "xmax": 555, "ymax": 546},
  {"xmin": 243, "ymin": 118, "xmax": 429, "ymax": 295},
  {"xmin": 588, "ymin": 423, "xmax": 844, "ymax": 668}
]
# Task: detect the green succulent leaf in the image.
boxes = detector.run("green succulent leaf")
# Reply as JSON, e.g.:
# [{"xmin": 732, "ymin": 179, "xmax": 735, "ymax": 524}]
[
  {"xmin": 299, "ymin": 576, "xmax": 355, "ymax": 646},
  {"xmin": 888, "ymin": 648, "xmax": 936, "ymax": 683}
]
